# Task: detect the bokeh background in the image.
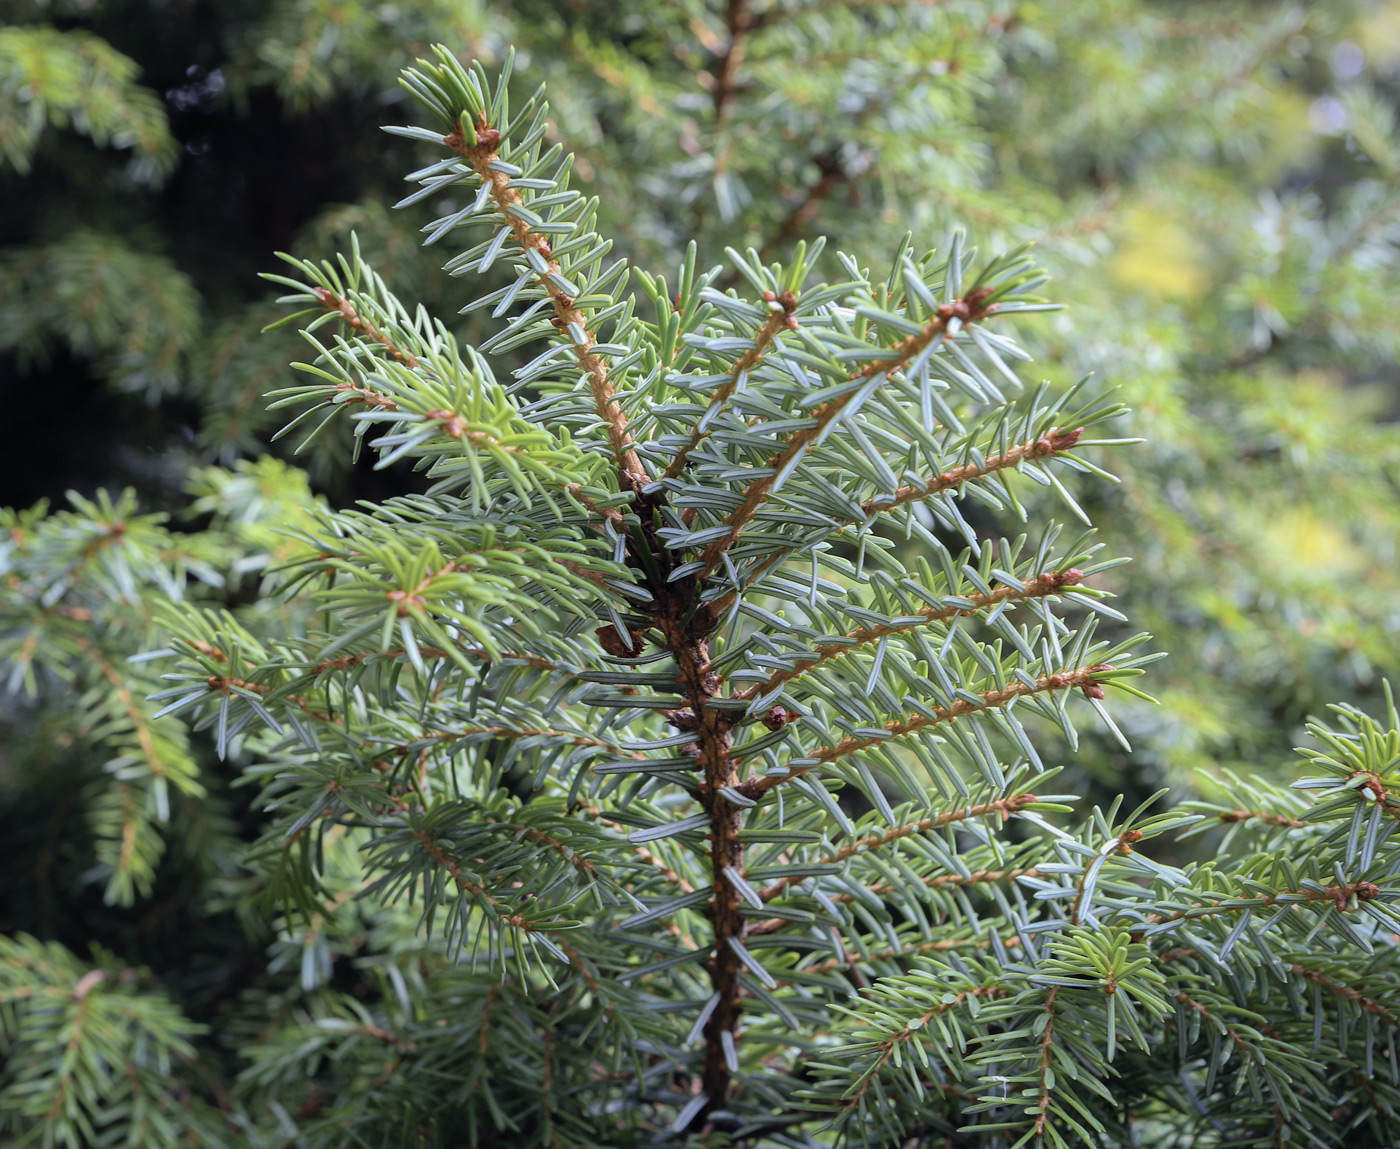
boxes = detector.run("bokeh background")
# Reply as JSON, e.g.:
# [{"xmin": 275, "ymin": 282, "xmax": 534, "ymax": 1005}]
[{"xmin": 3, "ymin": 0, "xmax": 1400, "ymax": 1138}]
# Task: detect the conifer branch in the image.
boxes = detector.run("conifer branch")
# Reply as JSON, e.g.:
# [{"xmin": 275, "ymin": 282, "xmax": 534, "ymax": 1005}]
[
  {"xmin": 840, "ymin": 984, "xmax": 1008, "ymax": 1114},
  {"xmin": 861, "ymin": 425, "xmax": 1086, "ymax": 515},
  {"xmin": 696, "ymin": 288, "xmax": 1002, "ymax": 579},
  {"xmin": 565, "ymin": 483, "xmax": 629, "ymax": 527},
  {"xmin": 1172, "ymin": 993, "xmax": 1254, "ymax": 1059},
  {"xmin": 1216, "ymin": 808, "xmax": 1313, "ymax": 829},
  {"xmin": 312, "ymin": 286, "xmax": 420, "ymax": 368},
  {"xmin": 513, "ymin": 823, "xmax": 600, "ymax": 878},
  {"xmin": 43, "ymin": 991, "xmax": 94, "ymax": 1125},
  {"xmin": 579, "ymin": 805, "xmax": 697, "ymax": 892},
  {"xmin": 1071, "ymin": 827, "xmax": 1144, "ymax": 925},
  {"xmin": 744, "ymin": 665, "xmax": 1109, "ymax": 797},
  {"xmin": 755, "ymin": 797, "xmax": 1040, "ymax": 902},
  {"xmin": 750, "ymin": 870, "xmax": 1038, "ymax": 938},
  {"xmin": 114, "ymin": 783, "xmax": 140, "ymax": 887},
  {"xmin": 734, "ymin": 567, "xmax": 1085, "ymax": 703},
  {"xmin": 630, "ymin": 845, "xmax": 696, "ymax": 893},
  {"xmin": 308, "ymin": 645, "xmax": 564, "ymax": 677},
  {"xmin": 203, "ymin": 673, "xmax": 339, "ymax": 727},
  {"xmin": 711, "ymin": 0, "xmax": 752, "ymax": 125},
  {"xmin": 395, "ymin": 723, "xmax": 641, "ymax": 760},
  {"xmin": 444, "ymin": 117, "xmax": 649, "ymax": 488},
  {"xmin": 1290, "ymin": 965, "xmax": 1400, "ymax": 1025},
  {"xmin": 333, "ymin": 380, "xmax": 398, "ymax": 411},
  {"xmin": 13, "ymin": 37, "xmax": 1400, "ymax": 1149},
  {"xmin": 1147, "ymin": 880, "xmax": 1384, "ymax": 927},
  {"xmin": 410, "ymin": 830, "xmax": 570, "ymax": 939},
  {"xmin": 554, "ymin": 937, "xmax": 603, "ymax": 992},
  {"xmin": 663, "ymin": 298, "xmax": 795, "ymax": 480},
  {"xmin": 787, "ymin": 933, "xmax": 1024, "ymax": 977},
  {"xmin": 75, "ymin": 637, "xmax": 165, "ymax": 778},
  {"xmin": 876, "ymin": 864, "xmax": 1042, "ymax": 899},
  {"xmin": 699, "ymin": 420, "xmax": 1089, "ymax": 613},
  {"xmin": 206, "ymin": 668, "xmax": 620, "ymax": 768},
  {"xmin": 352, "ymin": 1024, "xmax": 417, "ymax": 1050}
]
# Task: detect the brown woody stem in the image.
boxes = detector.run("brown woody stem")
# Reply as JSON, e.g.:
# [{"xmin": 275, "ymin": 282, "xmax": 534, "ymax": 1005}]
[
  {"xmin": 863, "ymin": 426, "xmax": 1085, "ymax": 515},
  {"xmin": 1032, "ymin": 987, "xmax": 1060, "ymax": 1136},
  {"xmin": 661, "ymin": 612, "xmax": 743, "ymax": 1121},
  {"xmin": 743, "ymin": 664, "xmax": 1109, "ymax": 798},
  {"xmin": 313, "ymin": 287, "xmax": 420, "ymax": 369},
  {"xmin": 704, "ymin": 425, "xmax": 1085, "ymax": 618},
  {"xmin": 1290, "ymin": 964, "xmax": 1400, "ymax": 1023},
  {"xmin": 696, "ymin": 292, "xmax": 1001, "ymax": 580},
  {"xmin": 839, "ymin": 984, "xmax": 1008, "ymax": 1114},
  {"xmin": 712, "ymin": 0, "xmax": 752, "ymax": 125},
  {"xmin": 783, "ymin": 933, "xmax": 1024, "ymax": 978},
  {"xmin": 444, "ymin": 118, "xmax": 649, "ymax": 489},
  {"xmin": 734, "ymin": 567, "xmax": 1085, "ymax": 704},
  {"xmin": 754, "ymin": 799, "xmax": 1040, "ymax": 903},
  {"xmin": 1216, "ymin": 808, "xmax": 1312, "ymax": 829},
  {"xmin": 665, "ymin": 305, "xmax": 792, "ymax": 480}
]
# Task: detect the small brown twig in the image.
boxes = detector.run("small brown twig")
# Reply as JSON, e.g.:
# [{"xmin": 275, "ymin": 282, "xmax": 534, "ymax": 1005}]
[
  {"xmin": 1032, "ymin": 987, "xmax": 1059, "ymax": 1136},
  {"xmin": 734, "ymin": 567, "xmax": 1085, "ymax": 704},
  {"xmin": 444, "ymin": 116, "xmax": 649, "ymax": 489},
  {"xmin": 711, "ymin": 0, "xmax": 752, "ymax": 126},
  {"xmin": 755, "ymin": 796, "xmax": 1039, "ymax": 902},
  {"xmin": 312, "ymin": 286, "xmax": 420, "ymax": 369},
  {"xmin": 742, "ymin": 664, "xmax": 1111, "ymax": 798},
  {"xmin": 862, "ymin": 427, "xmax": 1085, "ymax": 515},
  {"xmin": 665, "ymin": 293, "xmax": 797, "ymax": 479},
  {"xmin": 695, "ymin": 288, "xmax": 1003, "ymax": 581}
]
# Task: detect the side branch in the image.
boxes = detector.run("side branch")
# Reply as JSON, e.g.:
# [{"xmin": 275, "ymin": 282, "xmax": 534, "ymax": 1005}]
[
  {"xmin": 755, "ymin": 796, "xmax": 1039, "ymax": 902},
  {"xmin": 696, "ymin": 289, "xmax": 1000, "ymax": 579},
  {"xmin": 785, "ymin": 932, "xmax": 1025, "ymax": 977},
  {"xmin": 309, "ymin": 645, "xmax": 563, "ymax": 677},
  {"xmin": 313, "ymin": 287, "xmax": 420, "ymax": 369},
  {"xmin": 664, "ymin": 295, "xmax": 796, "ymax": 480},
  {"xmin": 1216, "ymin": 808, "xmax": 1313, "ymax": 829},
  {"xmin": 410, "ymin": 834, "xmax": 599, "ymax": 988},
  {"xmin": 1031, "ymin": 987, "xmax": 1060, "ymax": 1137},
  {"xmin": 747, "ymin": 868, "xmax": 1039, "ymax": 937},
  {"xmin": 862, "ymin": 426, "xmax": 1085, "ymax": 515},
  {"xmin": 333, "ymin": 381, "xmax": 398, "ymax": 411},
  {"xmin": 743, "ymin": 664, "xmax": 1109, "ymax": 797},
  {"xmin": 703, "ymin": 427, "xmax": 1084, "ymax": 618},
  {"xmin": 75, "ymin": 638, "xmax": 166, "ymax": 779},
  {"xmin": 411, "ymin": 831, "xmax": 537, "ymax": 928},
  {"xmin": 579, "ymin": 804, "xmax": 697, "ymax": 893},
  {"xmin": 1147, "ymin": 880, "xmax": 1383, "ymax": 927},
  {"xmin": 390, "ymin": 723, "xmax": 643, "ymax": 761},
  {"xmin": 839, "ymin": 985, "xmax": 1008, "ymax": 1115},
  {"xmin": 735, "ymin": 567, "xmax": 1085, "ymax": 703},
  {"xmin": 1290, "ymin": 964, "xmax": 1400, "ymax": 1025},
  {"xmin": 444, "ymin": 118, "xmax": 649, "ymax": 487}
]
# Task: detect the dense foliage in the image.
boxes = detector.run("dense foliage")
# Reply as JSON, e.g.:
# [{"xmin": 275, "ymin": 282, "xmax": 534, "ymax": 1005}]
[{"xmin": 5, "ymin": 2, "xmax": 1400, "ymax": 1147}]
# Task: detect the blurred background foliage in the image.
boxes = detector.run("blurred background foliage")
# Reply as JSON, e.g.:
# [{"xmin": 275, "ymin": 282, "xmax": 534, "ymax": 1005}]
[{"xmin": 3, "ymin": 0, "xmax": 1400, "ymax": 1142}]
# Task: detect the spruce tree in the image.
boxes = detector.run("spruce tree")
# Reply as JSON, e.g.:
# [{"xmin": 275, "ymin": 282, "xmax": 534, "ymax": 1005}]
[
  {"xmin": 8, "ymin": 47, "xmax": 1400, "ymax": 1148},
  {"xmin": 5, "ymin": 0, "xmax": 1398, "ymax": 801}
]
